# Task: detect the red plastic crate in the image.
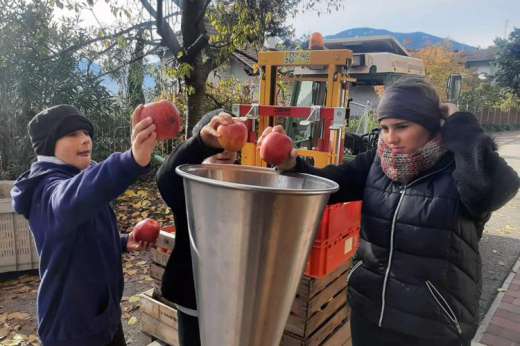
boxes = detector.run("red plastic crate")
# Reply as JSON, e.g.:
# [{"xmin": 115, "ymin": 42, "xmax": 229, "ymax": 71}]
[
  {"xmin": 313, "ymin": 202, "xmax": 362, "ymax": 243},
  {"xmin": 304, "ymin": 227, "xmax": 360, "ymax": 278},
  {"xmin": 304, "ymin": 201, "xmax": 362, "ymax": 278}
]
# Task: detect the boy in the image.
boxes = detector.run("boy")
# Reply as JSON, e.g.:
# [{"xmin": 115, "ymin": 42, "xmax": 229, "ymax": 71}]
[{"xmin": 11, "ymin": 104, "xmax": 157, "ymax": 346}]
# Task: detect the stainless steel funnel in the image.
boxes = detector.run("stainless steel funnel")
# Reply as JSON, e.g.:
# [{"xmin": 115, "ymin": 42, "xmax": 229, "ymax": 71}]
[{"xmin": 176, "ymin": 164, "xmax": 339, "ymax": 346}]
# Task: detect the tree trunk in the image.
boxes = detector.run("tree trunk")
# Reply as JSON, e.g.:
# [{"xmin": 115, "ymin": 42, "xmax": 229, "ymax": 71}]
[
  {"xmin": 128, "ymin": 31, "xmax": 145, "ymax": 108},
  {"xmin": 185, "ymin": 53, "xmax": 211, "ymax": 137},
  {"xmin": 181, "ymin": 0, "xmax": 211, "ymax": 136}
]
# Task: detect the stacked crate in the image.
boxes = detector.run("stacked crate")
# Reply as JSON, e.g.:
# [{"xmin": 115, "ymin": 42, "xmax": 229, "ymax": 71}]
[
  {"xmin": 282, "ymin": 261, "xmax": 352, "ymax": 346},
  {"xmin": 0, "ymin": 181, "xmax": 39, "ymax": 273},
  {"xmin": 142, "ymin": 259, "xmax": 352, "ymax": 345},
  {"xmin": 140, "ymin": 229, "xmax": 179, "ymax": 345}
]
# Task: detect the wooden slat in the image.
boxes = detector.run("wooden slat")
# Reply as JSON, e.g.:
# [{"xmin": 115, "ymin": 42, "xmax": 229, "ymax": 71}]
[
  {"xmin": 293, "ymin": 261, "xmax": 351, "ymax": 319},
  {"xmin": 322, "ymin": 321, "xmax": 351, "ymax": 346},
  {"xmin": 151, "ymin": 247, "xmax": 171, "ymax": 267},
  {"xmin": 140, "ymin": 289, "xmax": 178, "ymax": 327},
  {"xmin": 307, "ymin": 307, "xmax": 348, "ymax": 346},
  {"xmin": 308, "ymin": 272, "xmax": 348, "ymax": 317},
  {"xmin": 141, "ymin": 313, "xmax": 179, "ymax": 346},
  {"xmin": 156, "ymin": 230, "xmax": 175, "ymax": 250},
  {"xmin": 307, "ymin": 294, "xmax": 347, "ymax": 336},
  {"xmin": 307, "ymin": 261, "xmax": 350, "ymax": 299},
  {"xmin": 150, "ymin": 263, "xmax": 165, "ymax": 281}
]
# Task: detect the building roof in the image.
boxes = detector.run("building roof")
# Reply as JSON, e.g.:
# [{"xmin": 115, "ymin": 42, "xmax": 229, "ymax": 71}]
[
  {"xmin": 324, "ymin": 36, "xmax": 410, "ymax": 56},
  {"xmin": 464, "ymin": 47, "xmax": 498, "ymax": 63},
  {"xmin": 232, "ymin": 48, "xmax": 258, "ymax": 75}
]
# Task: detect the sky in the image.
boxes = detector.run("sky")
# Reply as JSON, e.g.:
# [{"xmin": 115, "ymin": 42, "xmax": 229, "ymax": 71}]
[
  {"xmin": 62, "ymin": 0, "xmax": 520, "ymax": 49},
  {"xmin": 291, "ymin": 0, "xmax": 520, "ymax": 48}
]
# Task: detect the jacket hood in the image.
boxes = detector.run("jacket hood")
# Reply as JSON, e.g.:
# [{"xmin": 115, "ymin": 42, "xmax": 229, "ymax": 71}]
[{"xmin": 11, "ymin": 161, "xmax": 79, "ymax": 218}]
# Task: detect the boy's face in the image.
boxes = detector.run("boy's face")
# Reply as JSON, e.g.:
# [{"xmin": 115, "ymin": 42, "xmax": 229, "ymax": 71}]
[{"xmin": 54, "ymin": 130, "xmax": 93, "ymax": 170}]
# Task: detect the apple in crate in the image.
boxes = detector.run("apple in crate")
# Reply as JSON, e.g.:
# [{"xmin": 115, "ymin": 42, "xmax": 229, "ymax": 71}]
[
  {"xmin": 132, "ymin": 218, "xmax": 161, "ymax": 243},
  {"xmin": 260, "ymin": 132, "xmax": 293, "ymax": 166},
  {"xmin": 217, "ymin": 120, "xmax": 248, "ymax": 152},
  {"xmin": 137, "ymin": 100, "xmax": 181, "ymax": 140}
]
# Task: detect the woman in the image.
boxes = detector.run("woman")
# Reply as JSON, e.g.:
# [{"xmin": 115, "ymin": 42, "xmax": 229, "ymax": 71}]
[
  {"xmin": 156, "ymin": 110, "xmax": 236, "ymax": 346},
  {"xmin": 258, "ymin": 77, "xmax": 520, "ymax": 346}
]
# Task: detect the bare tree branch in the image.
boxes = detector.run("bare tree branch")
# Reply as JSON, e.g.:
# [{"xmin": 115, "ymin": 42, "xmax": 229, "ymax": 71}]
[
  {"xmin": 48, "ymin": 20, "xmax": 155, "ymax": 59},
  {"xmin": 140, "ymin": 0, "xmax": 183, "ymax": 55},
  {"xmin": 93, "ymin": 45, "xmax": 161, "ymax": 81}
]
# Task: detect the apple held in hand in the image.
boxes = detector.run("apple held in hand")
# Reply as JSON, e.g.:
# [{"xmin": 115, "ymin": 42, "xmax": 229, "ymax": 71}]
[
  {"xmin": 217, "ymin": 121, "xmax": 248, "ymax": 152},
  {"xmin": 133, "ymin": 218, "xmax": 161, "ymax": 243},
  {"xmin": 260, "ymin": 132, "xmax": 293, "ymax": 166},
  {"xmin": 137, "ymin": 100, "xmax": 181, "ymax": 140}
]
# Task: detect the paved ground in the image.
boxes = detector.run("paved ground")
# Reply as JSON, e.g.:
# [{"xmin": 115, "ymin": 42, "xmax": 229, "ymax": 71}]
[
  {"xmin": 475, "ymin": 131, "xmax": 520, "ymax": 345},
  {"xmin": 478, "ymin": 131, "xmax": 520, "ymax": 318}
]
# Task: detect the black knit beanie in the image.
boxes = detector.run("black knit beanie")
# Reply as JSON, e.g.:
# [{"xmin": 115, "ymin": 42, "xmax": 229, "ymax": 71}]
[
  {"xmin": 377, "ymin": 77, "xmax": 444, "ymax": 134},
  {"xmin": 28, "ymin": 105, "xmax": 94, "ymax": 156}
]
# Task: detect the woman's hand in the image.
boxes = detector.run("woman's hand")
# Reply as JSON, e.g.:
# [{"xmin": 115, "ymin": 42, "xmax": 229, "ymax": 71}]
[
  {"xmin": 200, "ymin": 112, "xmax": 234, "ymax": 149},
  {"xmin": 257, "ymin": 125, "xmax": 297, "ymax": 170},
  {"xmin": 203, "ymin": 151, "xmax": 237, "ymax": 164}
]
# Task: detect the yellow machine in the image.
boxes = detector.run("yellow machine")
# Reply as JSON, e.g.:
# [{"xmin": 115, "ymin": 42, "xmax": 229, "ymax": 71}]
[{"xmin": 233, "ymin": 37, "xmax": 355, "ymax": 169}]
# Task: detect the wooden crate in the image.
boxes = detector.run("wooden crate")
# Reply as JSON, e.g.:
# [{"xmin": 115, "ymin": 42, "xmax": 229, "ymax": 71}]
[
  {"xmin": 140, "ymin": 289, "xmax": 179, "ymax": 346},
  {"xmin": 152, "ymin": 247, "xmax": 171, "ymax": 267},
  {"xmin": 281, "ymin": 261, "xmax": 352, "ymax": 346},
  {"xmin": 0, "ymin": 180, "xmax": 39, "ymax": 273},
  {"xmin": 146, "ymin": 246, "xmax": 352, "ymax": 346},
  {"xmin": 156, "ymin": 230, "xmax": 175, "ymax": 251}
]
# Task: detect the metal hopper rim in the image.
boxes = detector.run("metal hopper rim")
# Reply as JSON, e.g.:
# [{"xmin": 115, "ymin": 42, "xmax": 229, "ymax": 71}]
[{"xmin": 175, "ymin": 163, "xmax": 339, "ymax": 195}]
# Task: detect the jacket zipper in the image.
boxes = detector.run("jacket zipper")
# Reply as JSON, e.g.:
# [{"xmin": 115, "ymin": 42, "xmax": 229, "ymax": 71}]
[
  {"xmin": 347, "ymin": 260, "xmax": 363, "ymax": 283},
  {"xmin": 378, "ymin": 185, "xmax": 406, "ymax": 326},
  {"xmin": 377, "ymin": 165, "xmax": 451, "ymax": 327},
  {"xmin": 426, "ymin": 280, "xmax": 463, "ymax": 335}
]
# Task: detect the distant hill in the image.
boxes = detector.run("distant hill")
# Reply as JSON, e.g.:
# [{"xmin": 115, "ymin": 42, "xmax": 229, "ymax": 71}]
[{"xmin": 326, "ymin": 27, "xmax": 477, "ymax": 53}]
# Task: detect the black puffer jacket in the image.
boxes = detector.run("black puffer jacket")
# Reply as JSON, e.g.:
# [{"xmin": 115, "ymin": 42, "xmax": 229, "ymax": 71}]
[{"xmin": 293, "ymin": 112, "xmax": 519, "ymax": 341}]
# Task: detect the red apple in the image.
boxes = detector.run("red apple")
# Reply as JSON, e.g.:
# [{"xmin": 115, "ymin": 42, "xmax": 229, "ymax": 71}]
[
  {"xmin": 137, "ymin": 100, "xmax": 181, "ymax": 140},
  {"xmin": 133, "ymin": 218, "xmax": 161, "ymax": 243},
  {"xmin": 260, "ymin": 132, "xmax": 293, "ymax": 165},
  {"xmin": 217, "ymin": 121, "xmax": 248, "ymax": 152}
]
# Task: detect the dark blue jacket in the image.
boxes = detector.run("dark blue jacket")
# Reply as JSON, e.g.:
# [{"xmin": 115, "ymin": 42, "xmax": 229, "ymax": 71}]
[
  {"xmin": 293, "ymin": 113, "xmax": 519, "ymax": 342},
  {"xmin": 11, "ymin": 150, "xmax": 147, "ymax": 346}
]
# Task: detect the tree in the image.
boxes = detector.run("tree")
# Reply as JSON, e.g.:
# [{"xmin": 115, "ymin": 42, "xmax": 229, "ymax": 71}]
[
  {"xmin": 54, "ymin": 0, "xmax": 343, "ymax": 134},
  {"xmin": 495, "ymin": 28, "xmax": 520, "ymax": 97},
  {"xmin": 412, "ymin": 45, "xmax": 467, "ymax": 100},
  {"xmin": 0, "ymin": 0, "xmax": 119, "ymax": 178}
]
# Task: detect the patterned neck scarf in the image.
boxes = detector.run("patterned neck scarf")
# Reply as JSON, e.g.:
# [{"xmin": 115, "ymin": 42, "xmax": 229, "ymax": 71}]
[{"xmin": 377, "ymin": 134, "xmax": 447, "ymax": 184}]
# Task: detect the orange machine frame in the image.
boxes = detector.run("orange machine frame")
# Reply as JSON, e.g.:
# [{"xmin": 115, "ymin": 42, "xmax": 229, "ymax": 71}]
[{"xmin": 235, "ymin": 49, "xmax": 354, "ymax": 169}]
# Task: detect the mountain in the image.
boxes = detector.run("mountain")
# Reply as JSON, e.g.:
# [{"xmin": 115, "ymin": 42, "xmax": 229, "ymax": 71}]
[{"xmin": 326, "ymin": 27, "xmax": 477, "ymax": 53}]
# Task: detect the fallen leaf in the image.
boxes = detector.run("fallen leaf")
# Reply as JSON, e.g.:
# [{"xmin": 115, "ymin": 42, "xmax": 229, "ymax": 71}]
[
  {"xmin": 499, "ymin": 261, "xmax": 505, "ymax": 266},
  {"xmin": 0, "ymin": 326, "xmax": 9, "ymax": 339},
  {"xmin": 7, "ymin": 312, "xmax": 31, "ymax": 320},
  {"xmin": 28, "ymin": 334, "xmax": 39, "ymax": 343},
  {"xmin": 128, "ymin": 316, "xmax": 138, "ymax": 325},
  {"xmin": 498, "ymin": 288, "xmax": 507, "ymax": 292},
  {"xmin": 129, "ymin": 296, "xmax": 140, "ymax": 304}
]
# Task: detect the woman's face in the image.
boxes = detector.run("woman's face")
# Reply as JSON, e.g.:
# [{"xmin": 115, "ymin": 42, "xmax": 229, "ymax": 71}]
[{"xmin": 379, "ymin": 118, "xmax": 431, "ymax": 154}]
